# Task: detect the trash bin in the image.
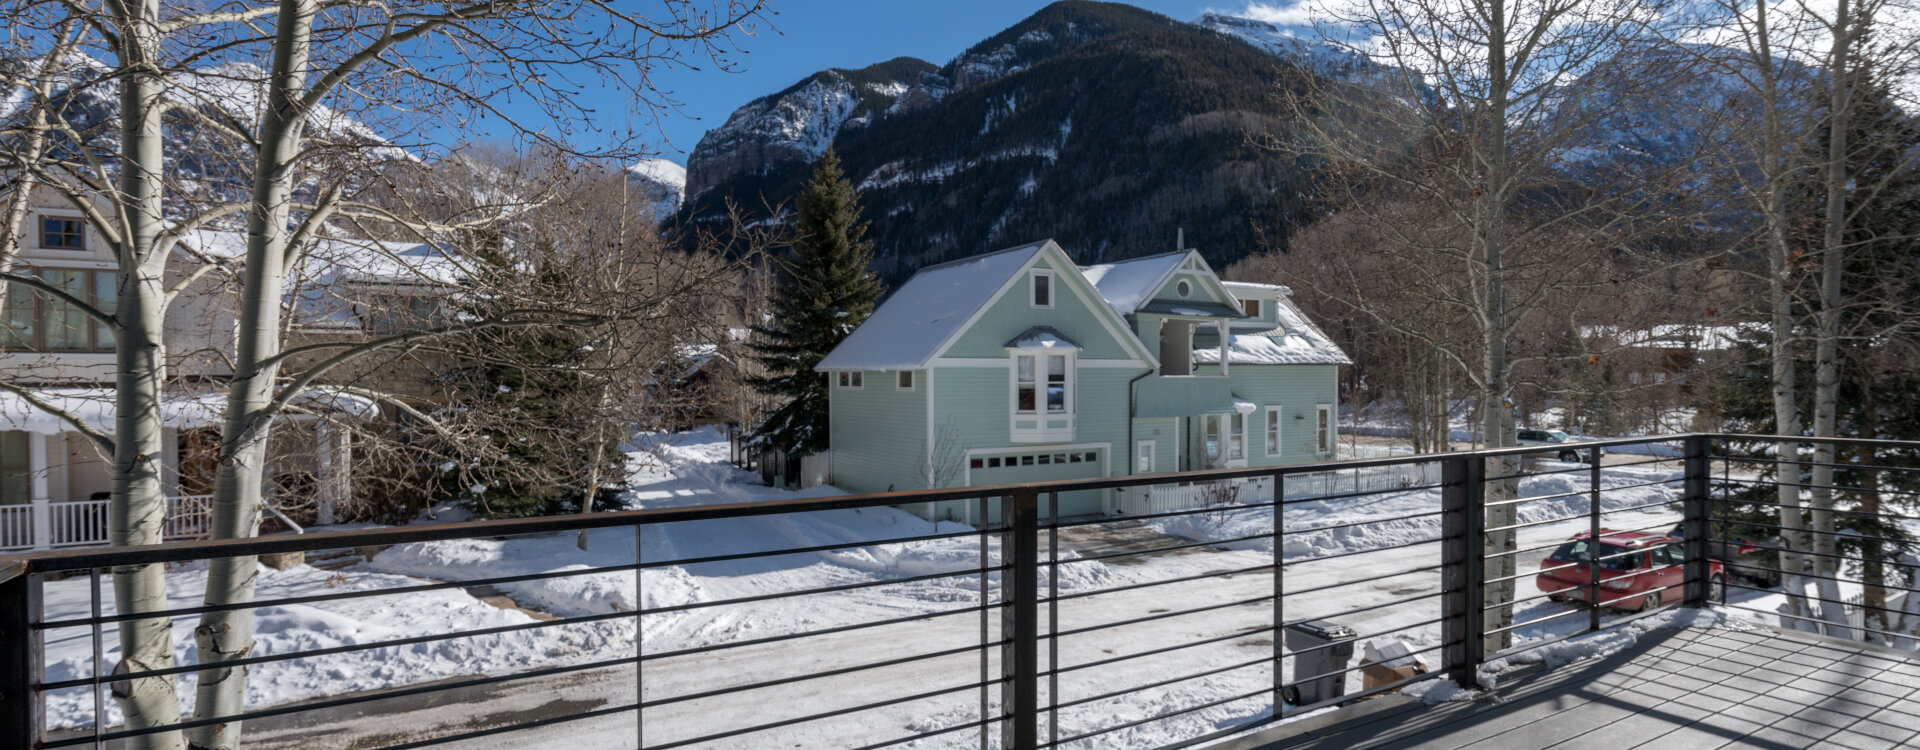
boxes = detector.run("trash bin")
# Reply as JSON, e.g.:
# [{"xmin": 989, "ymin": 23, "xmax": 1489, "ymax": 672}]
[{"xmin": 1282, "ymin": 620, "xmax": 1356, "ymax": 705}]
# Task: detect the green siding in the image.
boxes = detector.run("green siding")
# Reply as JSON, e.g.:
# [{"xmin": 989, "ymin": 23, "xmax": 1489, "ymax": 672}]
[
  {"xmin": 828, "ymin": 370, "xmax": 929, "ymax": 495},
  {"xmin": 1128, "ymin": 418, "xmax": 1179, "ymax": 474},
  {"xmin": 943, "ymin": 255, "xmax": 1138, "ymax": 361},
  {"xmin": 1226, "ymin": 364, "xmax": 1341, "ymax": 466},
  {"xmin": 1132, "ymin": 375, "xmax": 1235, "ymax": 418},
  {"xmin": 1148, "ymin": 268, "xmax": 1232, "ymax": 307}
]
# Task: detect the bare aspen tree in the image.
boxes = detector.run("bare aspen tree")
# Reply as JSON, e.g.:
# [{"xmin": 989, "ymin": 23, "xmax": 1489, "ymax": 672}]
[
  {"xmin": 1272, "ymin": 0, "xmax": 1698, "ymax": 651},
  {"xmin": 3, "ymin": 1, "xmax": 768, "ymax": 746}
]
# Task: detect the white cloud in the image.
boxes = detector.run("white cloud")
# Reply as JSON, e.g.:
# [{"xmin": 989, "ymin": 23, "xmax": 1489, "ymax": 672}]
[{"xmin": 1232, "ymin": 2, "xmax": 1317, "ymax": 27}]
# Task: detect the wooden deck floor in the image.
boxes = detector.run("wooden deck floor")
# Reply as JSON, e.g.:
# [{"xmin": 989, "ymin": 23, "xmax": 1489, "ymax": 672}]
[{"xmin": 1227, "ymin": 624, "xmax": 1920, "ymax": 750}]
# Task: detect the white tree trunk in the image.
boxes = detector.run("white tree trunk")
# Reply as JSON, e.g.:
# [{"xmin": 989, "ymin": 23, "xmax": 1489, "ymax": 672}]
[
  {"xmin": 108, "ymin": 3, "xmax": 186, "ymax": 745},
  {"xmin": 1808, "ymin": 0, "xmax": 1854, "ymax": 640},
  {"xmin": 190, "ymin": 3, "xmax": 313, "ymax": 746}
]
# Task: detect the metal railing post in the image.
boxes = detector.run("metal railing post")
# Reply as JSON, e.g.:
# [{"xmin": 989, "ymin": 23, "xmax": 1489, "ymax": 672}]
[
  {"xmin": 0, "ymin": 562, "xmax": 43, "ymax": 749},
  {"xmin": 1270, "ymin": 471, "xmax": 1285, "ymax": 713},
  {"xmin": 1441, "ymin": 456, "xmax": 1484, "ymax": 689},
  {"xmin": 1683, "ymin": 436, "xmax": 1712, "ymax": 606},
  {"xmin": 1001, "ymin": 488, "xmax": 1039, "ymax": 750},
  {"xmin": 1589, "ymin": 446, "xmax": 1603, "ymax": 632}
]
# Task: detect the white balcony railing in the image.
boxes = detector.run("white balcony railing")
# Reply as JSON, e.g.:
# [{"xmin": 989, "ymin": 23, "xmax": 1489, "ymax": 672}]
[{"xmin": 0, "ymin": 494, "xmax": 216, "ymax": 551}]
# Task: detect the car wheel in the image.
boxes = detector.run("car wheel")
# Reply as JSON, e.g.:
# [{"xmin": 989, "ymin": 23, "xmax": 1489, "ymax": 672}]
[
  {"xmin": 1708, "ymin": 575, "xmax": 1726, "ymax": 604},
  {"xmin": 1558, "ymin": 450, "xmax": 1579, "ymax": 463},
  {"xmin": 1639, "ymin": 592, "xmax": 1662, "ymax": 612},
  {"xmin": 1548, "ymin": 594, "xmax": 1569, "ymax": 604},
  {"xmin": 1281, "ymin": 685, "xmax": 1300, "ymax": 705}
]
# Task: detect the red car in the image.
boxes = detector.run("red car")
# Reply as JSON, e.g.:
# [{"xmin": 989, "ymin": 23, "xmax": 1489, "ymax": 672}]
[{"xmin": 1536, "ymin": 529, "xmax": 1726, "ymax": 611}]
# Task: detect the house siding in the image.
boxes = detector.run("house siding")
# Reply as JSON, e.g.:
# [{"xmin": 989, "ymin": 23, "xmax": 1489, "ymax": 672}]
[
  {"xmin": 1227, "ymin": 364, "xmax": 1341, "ymax": 465},
  {"xmin": 942, "ymin": 255, "xmax": 1138, "ymax": 362},
  {"xmin": 828, "ymin": 370, "xmax": 928, "ymax": 495}
]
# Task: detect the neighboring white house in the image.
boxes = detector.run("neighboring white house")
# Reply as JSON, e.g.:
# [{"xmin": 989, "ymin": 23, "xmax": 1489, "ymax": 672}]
[{"xmin": 0, "ymin": 187, "xmax": 454, "ymax": 550}]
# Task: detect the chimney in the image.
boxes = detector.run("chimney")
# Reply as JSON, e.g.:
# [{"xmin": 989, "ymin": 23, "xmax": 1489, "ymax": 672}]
[{"xmin": 1176, "ymin": 227, "xmax": 1185, "ymax": 253}]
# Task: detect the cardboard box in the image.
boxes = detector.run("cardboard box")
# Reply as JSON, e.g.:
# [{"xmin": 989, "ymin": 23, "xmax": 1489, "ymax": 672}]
[{"xmin": 1358, "ymin": 640, "xmax": 1428, "ymax": 691}]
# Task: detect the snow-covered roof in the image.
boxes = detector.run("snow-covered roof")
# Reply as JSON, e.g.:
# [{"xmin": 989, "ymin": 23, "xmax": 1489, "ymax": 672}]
[
  {"xmin": 1004, "ymin": 326, "xmax": 1080, "ymax": 350},
  {"xmin": 1078, "ymin": 252, "xmax": 1187, "ymax": 315},
  {"xmin": 817, "ymin": 240, "xmax": 1052, "ymax": 371},
  {"xmin": 1223, "ymin": 280, "xmax": 1292, "ymax": 296},
  {"xmin": 1138, "ymin": 300, "xmax": 1242, "ymax": 318},
  {"xmin": 0, "ymin": 387, "xmax": 377, "ymax": 435},
  {"xmin": 1195, "ymin": 294, "xmax": 1351, "ymax": 366}
]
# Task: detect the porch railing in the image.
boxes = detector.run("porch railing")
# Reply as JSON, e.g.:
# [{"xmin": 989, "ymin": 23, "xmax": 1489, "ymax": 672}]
[
  {"xmin": 0, "ymin": 434, "xmax": 1914, "ymax": 749},
  {"xmin": 0, "ymin": 496, "xmax": 217, "ymax": 552}
]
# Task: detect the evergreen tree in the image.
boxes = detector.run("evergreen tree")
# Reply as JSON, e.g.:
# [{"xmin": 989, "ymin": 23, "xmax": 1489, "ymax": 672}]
[{"xmin": 748, "ymin": 149, "xmax": 886, "ymax": 454}]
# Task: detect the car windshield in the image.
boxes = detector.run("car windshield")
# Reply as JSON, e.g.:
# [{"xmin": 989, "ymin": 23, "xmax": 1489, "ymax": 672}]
[
  {"xmin": 1548, "ymin": 430, "xmax": 1571, "ymax": 442},
  {"xmin": 1550, "ymin": 540, "xmax": 1640, "ymax": 570}
]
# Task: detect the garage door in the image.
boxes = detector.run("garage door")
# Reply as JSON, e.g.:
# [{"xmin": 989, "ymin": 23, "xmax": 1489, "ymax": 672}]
[{"xmin": 966, "ymin": 447, "xmax": 1107, "ymax": 520}]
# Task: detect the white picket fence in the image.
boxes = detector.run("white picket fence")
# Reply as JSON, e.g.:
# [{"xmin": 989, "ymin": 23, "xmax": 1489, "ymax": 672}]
[{"xmin": 0, "ymin": 494, "xmax": 215, "ymax": 551}]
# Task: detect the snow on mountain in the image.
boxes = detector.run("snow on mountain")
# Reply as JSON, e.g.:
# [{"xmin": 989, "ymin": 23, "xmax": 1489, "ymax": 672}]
[
  {"xmin": 1191, "ymin": 12, "xmax": 1384, "ymax": 81},
  {"xmin": 626, "ymin": 158, "xmax": 687, "ymax": 220}
]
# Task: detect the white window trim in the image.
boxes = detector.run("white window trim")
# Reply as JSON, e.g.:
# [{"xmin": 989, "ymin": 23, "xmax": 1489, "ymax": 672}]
[
  {"xmin": 1316, "ymin": 404, "xmax": 1335, "ymax": 455},
  {"xmin": 1007, "ymin": 349, "xmax": 1075, "ymax": 443},
  {"xmin": 1030, "ymin": 269, "xmax": 1055, "ymax": 309},
  {"xmin": 1136, "ymin": 440, "xmax": 1155, "ymax": 474},
  {"xmin": 897, "ymin": 370, "xmax": 915, "ymax": 391},
  {"xmin": 1265, "ymin": 405, "xmax": 1283, "ymax": 457},
  {"xmin": 836, "ymin": 371, "xmax": 864, "ymax": 389},
  {"xmin": 1228, "ymin": 412, "xmax": 1246, "ymax": 463},
  {"xmin": 35, "ymin": 211, "xmax": 88, "ymax": 252}
]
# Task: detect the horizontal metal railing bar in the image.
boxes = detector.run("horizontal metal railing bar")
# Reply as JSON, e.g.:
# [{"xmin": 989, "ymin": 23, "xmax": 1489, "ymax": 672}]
[
  {"xmin": 1052, "ymin": 653, "xmax": 1272, "ymax": 711},
  {"xmin": 37, "ymin": 527, "xmax": 1000, "ymax": 631},
  {"xmin": 1703, "ymin": 519, "xmax": 1915, "ymax": 549},
  {"xmin": 1718, "ymin": 477, "xmax": 1920, "ymax": 500},
  {"xmin": 1054, "ymin": 594, "xmax": 1275, "ymax": 638},
  {"xmin": 1712, "ymin": 496, "xmax": 1920, "ymax": 524},
  {"xmin": 1483, "ymin": 602, "xmax": 1614, "ymax": 637},
  {"xmin": 1719, "ymin": 453, "xmax": 1920, "ymax": 475},
  {"xmin": 1703, "ymin": 433, "xmax": 1920, "ymax": 452},
  {"xmin": 1280, "ymin": 592, "xmax": 1447, "ymax": 633},
  {"xmin": 1485, "ymin": 560, "xmax": 1580, "ymax": 586},
  {"xmin": 1591, "ymin": 582, "xmax": 1682, "ymax": 611},
  {"xmin": 1282, "ymin": 563, "xmax": 1446, "ymax": 599},
  {"xmin": 1722, "ymin": 569, "xmax": 1920, "ymax": 601},
  {"xmin": 640, "ymin": 641, "xmax": 993, "ymax": 711},
  {"xmin": 636, "ymin": 566, "xmax": 986, "ymax": 616},
  {"xmin": 1054, "ymin": 626, "xmax": 1273, "ymax": 675},
  {"xmin": 42, "ymin": 604, "xmax": 645, "ymax": 690},
  {"xmin": 1487, "ymin": 536, "xmax": 1606, "ymax": 562},
  {"xmin": 34, "ymin": 559, "xmax": 642, "ymax": 631},
  {"xmin": 1725, "ymin": 541, "xmax": 1920, "ymax": 579},
  {"xmin": 1046, "ymin": 561, "xmax": 1274, "ymax": 603},
  {"xmin": 1067, "ymin": 498, "xmax": 1279, "ymax": 529},
  {"xmin": 1282, "ymin": 615, "xmax": 1450, "ymax": 663},
  {"xmin": 850, "ymin": 716, "xmax": 995, "ymax": 750},
  {"xmin": 1481, "ymin": 455, "xmax": 1682, "ymax": 484},
  {"xmin": 1288, "ymin": 508, "xmax": 1447, "ymax": 536},
  {"xmin": 1280, "ymin": 482, "xmax": 1449, "ymax": 506},
  {"xmin": 378, "ymin": 700, "xmax": 640, "ymax": 750},
  {"xmin": 1062, "ymin": 530, "xmax": 1273, "ymax": 565},
  {"xmin": 1500, "ymin": 584, "xmax": 1591, "ymax": 610},
  {"xmin": 642, "ymin": 604, "xmax": 996, "ymax": 663},
  {"xmin": 646, "ymin": 679, "xmax": 985, "ymax": 750},
  {"xmin": 1483, "ymin": 508, "xmax": 1674, "ymax": 538},
  {"xmin": 1286, "ymin": 533, "xmax": 1448, "ymax": 566},
  {"xmin": 1482, "ymin": 604, "xmax": 1675, "ymax": 663},
  {"xmin": 1598, "ymin": 498, "xmax": 1686, "ymax": 516},
  {"xmin": 41, "ymin": 648, "xmax": 651, "ymax": 747},
  {"xmin": 1282, "ymin": 640, "xmax": 1450, "ymax": 690},
  {"xmin": 1053, "ymin": 682, "xmax": 1273, "ymax": 746}
]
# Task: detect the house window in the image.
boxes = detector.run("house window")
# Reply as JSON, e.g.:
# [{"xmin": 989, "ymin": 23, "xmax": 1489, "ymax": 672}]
[
  {"xmin": 1243, "ymin": 299, "xmax": 1261, "ymax": 318},
  {"xmin": 1176, "ymin": 279, "xmax": 1192, "ymax": 298},
  {"xmin": 1316, "ymin": 404, "xmax": 1335, "ymax": 455},
  {"xmin": 1229, "ymin": 412, "xmax": 1245, "ymax": 461},
  {"xmin": 897, "ymin": 370, "xmax": 914, "ymax": 390},
  {"xmin": 1265, "ymin": 406, "xmax": 1282, "ymax": 457},
  {"xmin": 1014, "ymin": 353, "xmax": 1070, "ymax": 414},
  {"xmin": 1204, "ymin": 417, "xmax": 1221, "ymax": 460},
  {"xmin": 837, "ymin": 371, "xmax": 864, "ymax": 389},
  {"xmin": 39, "ymin": 217, "xmax": 84, "ymax": 250},
  {"xmin": 1031, "ymin": 271, "xmax": 1053, "ymax": 308},
  {"xmin": 988, "ymin": 457, "xmax": 1001, "ymax": 468},
  {"xmin": 2, "ymin": 268, "xmax": 116, "ymax": 352}
]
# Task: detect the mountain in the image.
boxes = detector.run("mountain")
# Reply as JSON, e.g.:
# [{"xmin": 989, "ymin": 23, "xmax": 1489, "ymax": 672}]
[
  {"xmin": 627, "ymin": 158, "xmax": 687, "ymax": 219},
  {"xmin": 680, "ymin": 1, "xmax": 1337, "ymax": 282}
]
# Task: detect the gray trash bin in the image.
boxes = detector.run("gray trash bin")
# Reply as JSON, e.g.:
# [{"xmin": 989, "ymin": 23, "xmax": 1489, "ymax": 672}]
[{"xmin": 1282, "ymin": 620, "xmax": 1356, "ymax": 705}]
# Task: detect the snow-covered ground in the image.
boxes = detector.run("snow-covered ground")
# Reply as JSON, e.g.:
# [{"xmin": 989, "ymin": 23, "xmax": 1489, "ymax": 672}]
[{"xmin": 40, "ymin": 428, "xmax": 1784, "ymax": 749}]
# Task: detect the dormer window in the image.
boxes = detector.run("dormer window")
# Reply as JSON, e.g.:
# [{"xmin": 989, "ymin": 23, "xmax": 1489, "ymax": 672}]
[
  {"xmin": 1243, "ymin": 299, "xmax": 1261, "ymax": 318},
  {"xmin": 1031, "ymin": 271, "xmax": 1053, "ymax": 308},
  {"xmin": 39, "ymin": 217, "xmax": 84, "ymax": 250}
]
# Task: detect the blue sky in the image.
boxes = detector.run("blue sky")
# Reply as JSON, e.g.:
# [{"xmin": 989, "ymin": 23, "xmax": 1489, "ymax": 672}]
[{"xmin": 609, "ymin": 1, "xmax": 1286, "ymax": 164}]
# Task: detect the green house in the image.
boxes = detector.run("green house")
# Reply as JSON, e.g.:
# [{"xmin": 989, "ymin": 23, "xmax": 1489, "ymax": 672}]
[{"xmin": 815, "ymin": 239, "xmax": 1348, "ymax": 522}]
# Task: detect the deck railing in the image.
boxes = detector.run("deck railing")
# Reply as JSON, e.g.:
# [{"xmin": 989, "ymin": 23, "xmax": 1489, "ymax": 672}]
[
  {"xmin": 0, "ymin": 496, "xmax": 217, "ymax": 552},
  {"xmin": 0, "ymin": 435, "xmax": 1914, "ymax": 749}
]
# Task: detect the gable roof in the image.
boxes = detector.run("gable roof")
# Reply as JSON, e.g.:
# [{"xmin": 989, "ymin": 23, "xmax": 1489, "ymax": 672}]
[
  {"xmin": 816, "ymin": 240, "xmax": 1052, "ymax": 371},
  {"xmin": 1080, "ymin": 249, "xmax": 1241, "ymax": 317}
]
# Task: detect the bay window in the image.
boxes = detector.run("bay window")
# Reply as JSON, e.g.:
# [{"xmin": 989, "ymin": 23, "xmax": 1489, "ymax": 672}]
[{"xmin": 1009, "ymin": 349, "xmax": 1075, "ymax": 442}]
